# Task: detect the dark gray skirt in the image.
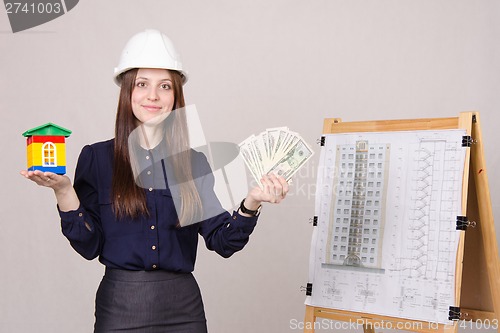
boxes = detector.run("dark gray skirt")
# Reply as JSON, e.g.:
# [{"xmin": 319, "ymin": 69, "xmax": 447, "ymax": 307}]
[{"xmin": 94, "ymin": 268, "xmax": 207, "ymax": 333}]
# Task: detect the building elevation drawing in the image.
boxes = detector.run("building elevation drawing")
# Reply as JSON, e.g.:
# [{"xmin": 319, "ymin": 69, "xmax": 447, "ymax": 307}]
[{"xmin": 306, "ymin": 129, "xmax": 466, "ymax": 325}]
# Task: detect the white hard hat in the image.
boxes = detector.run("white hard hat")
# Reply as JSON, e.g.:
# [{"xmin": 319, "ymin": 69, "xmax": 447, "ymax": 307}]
[{"xmin": 114, "ymin": 29, "xmax": 188, "ymax": 86}]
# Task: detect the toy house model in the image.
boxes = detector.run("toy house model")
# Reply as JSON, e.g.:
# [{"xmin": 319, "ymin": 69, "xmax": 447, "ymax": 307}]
[{"xmin": 22, "ymin": 123, "xmax": 72, "ymax": 175}]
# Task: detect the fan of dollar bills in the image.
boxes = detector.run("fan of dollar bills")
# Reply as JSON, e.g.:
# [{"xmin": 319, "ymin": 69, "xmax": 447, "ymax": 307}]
[{"xmin": 238, "ymin": 127, "xmax": 314, "ymax": 184}]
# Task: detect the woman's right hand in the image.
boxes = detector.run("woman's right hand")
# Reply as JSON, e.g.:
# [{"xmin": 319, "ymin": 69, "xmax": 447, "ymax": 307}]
[
  {"xmin": 20, "ymin": 170, "xmax": 71, "ymax": 191},
  {"xmin": 20, "ymin": 170, "xmax": 80, "ymax": 211}
]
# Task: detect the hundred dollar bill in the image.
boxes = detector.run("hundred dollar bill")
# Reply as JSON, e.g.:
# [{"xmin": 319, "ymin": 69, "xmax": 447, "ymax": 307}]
[
  {"xmin": 266, "ymin": 138, "xmax": 314, "ymax": 181},
  {"xmin": 239, "ymin": 127, "xmax": 314, "ymax": 185},
  {"xmin": 266, "ymin": 127, "xmax": 288, "ymax": 161},
  {"xmin": 238, "ymin": 136, "xmax": 262, "ymax": 184},
  {"xmin": 250, "ymin": 134, "xmax": 268, "ymax": 175},
  {"xmin": 276, "ymin": 131, "xmax": 299, "ymax": 161}
]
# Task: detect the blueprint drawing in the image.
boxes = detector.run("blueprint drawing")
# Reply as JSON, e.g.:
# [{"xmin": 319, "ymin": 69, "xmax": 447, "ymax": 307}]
[{"xmin": 306, "ymin": 129, "xmax": 466, "ymax": 325}]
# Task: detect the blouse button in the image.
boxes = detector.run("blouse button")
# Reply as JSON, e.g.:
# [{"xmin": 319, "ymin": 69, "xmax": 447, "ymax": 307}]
[
  {"xmin": 146, "ymin": 156, "xmax": 150, "ymax": 160},
  {"xmin": 78, "ymin": 213, "xmax": 83, "ymax": 217},
  {"xmin": 151, "ymin": 225, "xmax": 155, "ymax": 230},
  {"xmin": 147, "ymin": 171, "xmax": 151, "ymax": 175},
  {"xmin": 152, "ymin": 265, "xmax": 157, "ymax": 269},
  {"xmin": 152, "ymin": 245, "xmax": 157, "ymax": 250},
  {"xmin": 149, "ymin": 187, "xmax": 153, "ymax": 192}
]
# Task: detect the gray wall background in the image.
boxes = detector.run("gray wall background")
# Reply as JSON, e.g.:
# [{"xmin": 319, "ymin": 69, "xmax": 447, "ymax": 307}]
[{"xmin": 1, "ymin": 1, "xmax": 499, "ymax": 332}]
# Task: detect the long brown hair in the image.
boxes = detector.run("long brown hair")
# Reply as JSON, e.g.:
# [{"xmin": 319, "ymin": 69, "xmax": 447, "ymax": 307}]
[{"xmin": 112, "ymin": 68, "xmax": 202, "ymax": 225}]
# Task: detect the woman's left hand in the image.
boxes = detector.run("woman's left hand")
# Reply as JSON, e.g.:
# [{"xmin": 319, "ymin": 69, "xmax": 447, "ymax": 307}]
[{"xmin": 241, "ymin": 173, "xmax": 289, "ymax": 213}]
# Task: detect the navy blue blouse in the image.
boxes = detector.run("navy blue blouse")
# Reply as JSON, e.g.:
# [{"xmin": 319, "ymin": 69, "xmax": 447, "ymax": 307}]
[{"xmin": 58, "ymin": 139, "xmax": 258, "ymax": 272}]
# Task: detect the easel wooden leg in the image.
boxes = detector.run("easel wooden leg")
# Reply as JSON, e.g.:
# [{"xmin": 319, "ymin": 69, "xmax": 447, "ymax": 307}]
[
  {"xmin": 363, "ymin": 324, "xmax": 375, "ymax": 333},
  {"xmin": 470, "ymin": 112, "xmax": 500, "ymax": 333},
  {"xmin": 304, "ymin": 305, "xmax": 316, "ymax": 333}
]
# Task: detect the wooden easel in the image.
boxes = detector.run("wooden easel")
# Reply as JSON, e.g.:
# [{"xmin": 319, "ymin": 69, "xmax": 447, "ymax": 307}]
[{"xmin": 304, "ymin": 112, "xmax": 500, "ymax": 333}]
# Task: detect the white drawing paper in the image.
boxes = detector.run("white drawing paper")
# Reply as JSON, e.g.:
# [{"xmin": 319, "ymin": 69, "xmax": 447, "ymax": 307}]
[{"xmin": 306, "ymin": 129, "xmax": 466, "ymax": 325}]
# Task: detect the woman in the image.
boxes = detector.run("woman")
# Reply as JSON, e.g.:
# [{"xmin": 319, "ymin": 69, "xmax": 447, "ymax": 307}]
[{"xmin": 21, "ymin": 29, "xmax": 288, "ymax": 332}]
